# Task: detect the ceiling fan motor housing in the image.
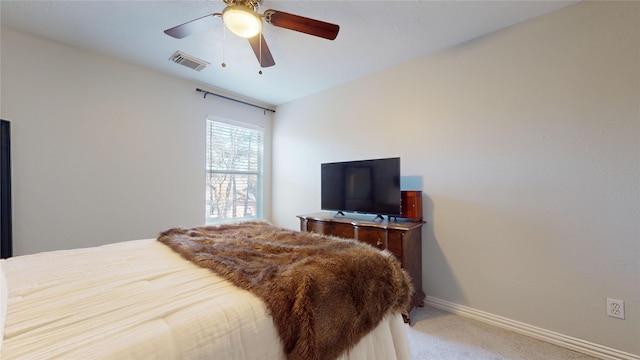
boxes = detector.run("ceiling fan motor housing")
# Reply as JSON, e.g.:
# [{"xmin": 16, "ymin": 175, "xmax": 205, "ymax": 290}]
[{"xmin": 224, "ymin": 0, "xmax": 261, "ymax": 12}]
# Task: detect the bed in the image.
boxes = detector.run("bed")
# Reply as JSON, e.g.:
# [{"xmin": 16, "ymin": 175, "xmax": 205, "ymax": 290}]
[{"xmin": 0, "ymin": 221, "xmax": 412, "ymax": 360}]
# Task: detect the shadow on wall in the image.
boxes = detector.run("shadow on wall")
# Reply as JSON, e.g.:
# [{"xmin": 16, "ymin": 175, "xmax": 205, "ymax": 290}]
[
  {"xmin": 401, "ymin": 175, "xmax": 466, "ymax": 304},
  {"xmin": 421, "ymin": 193, "xmax": 467, "ymax": 306}
]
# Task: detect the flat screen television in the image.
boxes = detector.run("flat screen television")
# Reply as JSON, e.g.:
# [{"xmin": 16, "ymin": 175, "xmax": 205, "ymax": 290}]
[{"xmin": 321, "ymin": 157, "xmax": 401, "ymax": 217}]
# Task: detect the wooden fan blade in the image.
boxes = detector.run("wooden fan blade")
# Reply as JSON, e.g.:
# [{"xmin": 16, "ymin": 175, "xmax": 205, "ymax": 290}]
[
  {"xmin": 265, "ymin": 10, "xmax": 339, "ymax": 40},
  {"xmin": 248, "ymin": 34, "xmax": 276, "ymax": 67},
  {"xmin": 164, "ymin": 14, "xmax": 218, "ymax": 39}
]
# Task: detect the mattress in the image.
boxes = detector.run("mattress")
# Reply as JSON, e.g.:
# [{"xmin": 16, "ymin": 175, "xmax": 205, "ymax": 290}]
[{"xmin": 0, "ymin": 239, "xmax": 411, "ymax": 359}]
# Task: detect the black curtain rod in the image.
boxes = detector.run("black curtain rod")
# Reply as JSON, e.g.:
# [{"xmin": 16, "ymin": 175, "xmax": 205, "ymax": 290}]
[{"xmin": 196, "ymin": 88, "xmax": 275, "ymax": 113}]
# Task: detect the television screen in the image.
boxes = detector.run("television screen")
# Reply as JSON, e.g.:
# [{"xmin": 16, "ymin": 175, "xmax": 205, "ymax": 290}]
[{"xmin": 321, "ymin": 157, "xmax": 401, "ymax": 216}]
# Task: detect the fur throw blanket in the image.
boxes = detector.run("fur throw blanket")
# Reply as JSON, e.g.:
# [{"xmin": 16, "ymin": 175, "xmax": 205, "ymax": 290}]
[{"xmin": 157, "ymin": 221, "xmax": 412, "ymax": 360}]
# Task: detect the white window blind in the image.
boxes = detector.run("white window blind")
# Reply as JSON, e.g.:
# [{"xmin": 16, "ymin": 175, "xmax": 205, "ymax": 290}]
[{"xmin": 206, "ymin": 119, "xmax": 263, "ymax": 224}]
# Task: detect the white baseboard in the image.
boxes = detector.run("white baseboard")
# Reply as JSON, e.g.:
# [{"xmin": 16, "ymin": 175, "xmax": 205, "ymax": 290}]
[{"xmin": 424, "ymin": 296, "xmax": 639, "ymax": 360}]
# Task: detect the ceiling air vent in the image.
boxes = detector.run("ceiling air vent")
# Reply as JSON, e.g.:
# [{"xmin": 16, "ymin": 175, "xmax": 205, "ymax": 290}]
[{"xmin": 169, "ymin": 51, "xmax": 209, "ymax": 71}]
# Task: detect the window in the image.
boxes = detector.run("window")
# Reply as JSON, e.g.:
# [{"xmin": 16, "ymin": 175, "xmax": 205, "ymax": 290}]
[{"xmin": 206, "ymin": 118, "xmax": 263, "ymax": 224}]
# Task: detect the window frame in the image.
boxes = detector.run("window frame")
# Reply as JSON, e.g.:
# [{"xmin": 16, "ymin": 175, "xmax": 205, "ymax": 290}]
[{"xmin": 205, "ymin": 117, "xmax": 264, "ymax": 225}]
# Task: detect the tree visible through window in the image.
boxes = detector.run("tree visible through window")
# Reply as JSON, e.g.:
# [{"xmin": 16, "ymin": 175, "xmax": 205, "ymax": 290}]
[{"xmin": 206, "ymin": 119, "xmax": 263, "ymax": 224}]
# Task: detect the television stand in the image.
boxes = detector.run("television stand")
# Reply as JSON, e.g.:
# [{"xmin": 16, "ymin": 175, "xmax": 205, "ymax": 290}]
[{"xmin": 297, "ymin": 212, "xmax": 426, "ymax": 324}]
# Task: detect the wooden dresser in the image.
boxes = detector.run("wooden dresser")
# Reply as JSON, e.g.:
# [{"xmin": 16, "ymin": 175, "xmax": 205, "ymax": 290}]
[{"xmin": 296, "ymin": 212, "xmax": 425, "ymax": 323}]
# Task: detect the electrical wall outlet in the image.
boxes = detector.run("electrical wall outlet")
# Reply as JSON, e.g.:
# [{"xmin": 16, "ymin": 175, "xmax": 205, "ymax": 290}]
[{"xmin": 606, "ymin": 298, "xmax": 625, "ymax": 319}]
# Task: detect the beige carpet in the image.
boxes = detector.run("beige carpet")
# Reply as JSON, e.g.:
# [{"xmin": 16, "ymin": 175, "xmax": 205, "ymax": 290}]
[{"xmin": 406, "ymin": 306, "xmax": 600, "ymax": 360}]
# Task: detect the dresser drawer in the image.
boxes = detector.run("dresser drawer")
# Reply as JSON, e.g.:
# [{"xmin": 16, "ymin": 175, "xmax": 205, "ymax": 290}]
[
  {"xmin": 306, "ymin": 220, "xmax": 329, "ymax": 234},
  {"xmin": 355, "ymin": 227, "xmax": 386, "ymax": 250},
  {"xmin": 385, "ymin": 231, "xmax": 404, "ymax": 262},
  {"xmin": 331, "ymin": 223, "xmax": 355, "ymax": 239}
]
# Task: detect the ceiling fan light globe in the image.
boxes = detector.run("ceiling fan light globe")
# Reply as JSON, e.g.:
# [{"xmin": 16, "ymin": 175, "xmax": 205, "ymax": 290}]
[{"xmin": 222, "ymin": 6, "xmax": 262, "ymax": 38}]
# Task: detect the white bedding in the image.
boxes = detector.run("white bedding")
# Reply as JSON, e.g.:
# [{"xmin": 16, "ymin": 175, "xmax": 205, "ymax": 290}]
[{"xmin": 0, "ymin": 239, "xmax": 410, "ymax": 359}]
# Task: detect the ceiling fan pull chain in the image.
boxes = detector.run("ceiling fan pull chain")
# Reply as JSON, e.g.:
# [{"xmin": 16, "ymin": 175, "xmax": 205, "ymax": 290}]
[
  {"xmin": 222, "ymin": 25, "xmax": 227, "ymax": 68},
  {"xmin": 258, "ymin": 28, "xmax": 263, "ymax": 75}
]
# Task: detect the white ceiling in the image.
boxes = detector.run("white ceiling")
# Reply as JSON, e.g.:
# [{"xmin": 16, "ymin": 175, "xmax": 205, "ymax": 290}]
[{"xmin": 1, "ymin": 1, "xmax": 578, "ymax": 106}]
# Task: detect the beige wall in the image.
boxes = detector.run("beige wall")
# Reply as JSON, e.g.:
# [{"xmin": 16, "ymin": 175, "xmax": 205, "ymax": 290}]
[
  {"xmin": 1, "ymin": 1, "xmax": 638, "ymax": 356},
  {"xmin": 272, "ymin": 1, "xmax": 639, "ymax": 356},
  {"xmin": 0, "ymin": 27, "xmax": 273, "ymax": 255}
]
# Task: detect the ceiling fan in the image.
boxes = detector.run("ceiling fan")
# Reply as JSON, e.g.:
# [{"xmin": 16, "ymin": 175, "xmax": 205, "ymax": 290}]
[{"xmin": 164, "ymin": 0, "xmax": 340, "ymax": 68}]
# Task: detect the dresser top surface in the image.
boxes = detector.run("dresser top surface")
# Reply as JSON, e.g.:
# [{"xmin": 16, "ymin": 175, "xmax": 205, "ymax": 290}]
[{"xmin": 297, "ymin": 212, "xmax": 425, "ymax": 231}]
